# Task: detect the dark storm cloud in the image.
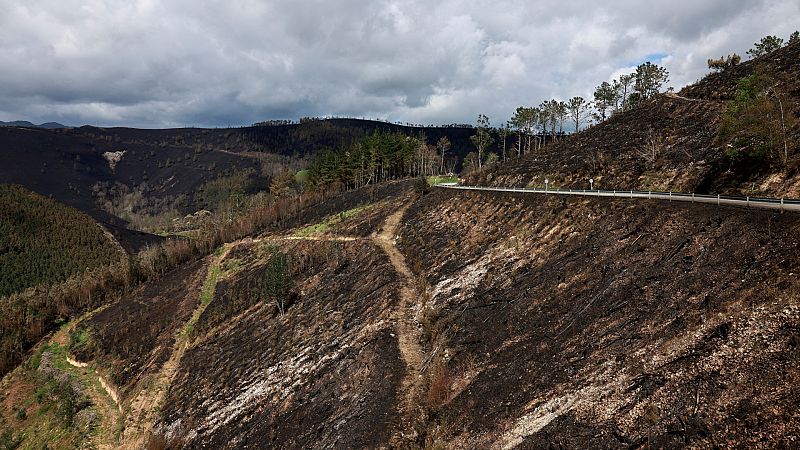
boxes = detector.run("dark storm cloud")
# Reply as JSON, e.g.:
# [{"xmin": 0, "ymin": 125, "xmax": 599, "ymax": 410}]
[{"xmin": 0, "ymin": 0, "xmax": 797, "ymax": 128}]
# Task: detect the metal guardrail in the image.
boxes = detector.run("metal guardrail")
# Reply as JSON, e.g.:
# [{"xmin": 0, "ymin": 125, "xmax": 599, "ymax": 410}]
[{"xmin": 436, "ymin": 185, "xmax": 800, "ymax": 213}]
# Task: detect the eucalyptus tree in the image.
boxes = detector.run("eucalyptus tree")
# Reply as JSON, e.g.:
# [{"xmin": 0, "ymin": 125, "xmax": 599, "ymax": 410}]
[{"xmin": 557, "ymin": 101, "xmax": 568, "ymax": 137}]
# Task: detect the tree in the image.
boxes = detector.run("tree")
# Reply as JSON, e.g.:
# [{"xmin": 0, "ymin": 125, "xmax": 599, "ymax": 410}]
[
  {"xmin": 270, "ymin": 170, "xmax": 299, "ymax": 198},
  {"xmin": 634, "ymin": 62, "xmax": 669, "ymax": 100},
  {"xmin": 593, "ymin": 81, "xmax": 616, "ymax": 122},
  {"xmin": 542, "ymin": 100, "xmax": 560, "ymax": 141},
  {"xmin": 707, "ymin": 54, "xmax": 741, "ymax": 72},
  {"xmin": 498, "ymin": 123, "xmax": 510, "ymax": 161},
  {"xmin": 789, "ymin": 31, "xmax": 799, "ymax": 45},
  {"xmin": 485, "ymin": 152, "xmax": 500, "ymax": 166},
  {"xmin": 511, "ymin": 107, "xmax": 537, "ymax": 155},
  {"xmin": 436, "ymin": 136, "xmax": 451, "ymax": 174},
  {"xmin": 469, "ymin": 114, "xmax": 494, "ymax": 170},
  {"xmin": 557, "ymin": 101, "xmax": 568, "ymax": 137},
  {"xmin": 462, "ymin": 151, "xmax": 480, "ymax": 174},
  {"xmin": 617, "ymin": 74, "xmax": 635, "ymax": 111},
  {"xmin": 567, "ymin": 96, "xmax": 590, "ymax": 132},
  {"xmin": 747, "ymin": 35, "xmax": 784, "ymax": 58}
]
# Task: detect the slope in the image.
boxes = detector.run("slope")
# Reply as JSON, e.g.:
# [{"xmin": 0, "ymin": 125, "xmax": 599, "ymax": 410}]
[
  {"xmin": 397, "ymin": 188, "xmax": 800, "ymax": 448},
  {"xmin": 470, "ymin": 41, "xmax": 800, "ymax": 198},
  {"xmin": 2, "ymin": 175, "xmax": 799, "ymax": 448},
  {"xmin": 0, "ymin": 184, "xmax": 123, "ymax": 298}
]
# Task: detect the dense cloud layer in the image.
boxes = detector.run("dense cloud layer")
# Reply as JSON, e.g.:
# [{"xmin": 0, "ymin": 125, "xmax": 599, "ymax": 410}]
[{"xmin": 0, "ymin": 0, "xmax": 797, "ymax": 127}]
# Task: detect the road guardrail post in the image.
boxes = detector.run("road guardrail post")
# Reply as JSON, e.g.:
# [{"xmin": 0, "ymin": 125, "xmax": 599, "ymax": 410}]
[
  {"xmin": 717, "ymin": 194, "xmax": 720, "ymax": 206},
  {"xmin": 692, "ymin": 193, "xmax": 695, "ymax": 203},
  {"xmin": 747, "ymin": 196, "xmax": 750, "ymax": 208},
  {"xmin": 649, "ymin": 191, "xmax": 651, "ymax": 199},
  {"xmin": 669, "ymin": 191, "xmax": 672, "ymax": 202},
  {"xmin": 630, "ymin": 190, "xmax": 633, "ymax": 198},
  {"xmin": 782, "ymin": 197, "xmax": 785, "ymax": 212}
]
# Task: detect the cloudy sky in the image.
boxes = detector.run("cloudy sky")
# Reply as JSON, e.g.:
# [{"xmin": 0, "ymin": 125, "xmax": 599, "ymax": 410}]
[{"xmin": 0, "ymin": 0, "xmax": 797, "ymax": 128}]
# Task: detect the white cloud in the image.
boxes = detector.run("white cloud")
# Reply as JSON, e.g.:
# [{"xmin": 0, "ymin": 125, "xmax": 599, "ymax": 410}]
[{"xmin": 0, "ymin": 0, "xmax": 797, "ymax": 127}]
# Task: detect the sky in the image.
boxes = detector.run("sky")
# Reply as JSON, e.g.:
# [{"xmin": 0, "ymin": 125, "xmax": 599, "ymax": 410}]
[{"xmin": 0, "ymin": 0, "xmax": 798, "ymax": 128}]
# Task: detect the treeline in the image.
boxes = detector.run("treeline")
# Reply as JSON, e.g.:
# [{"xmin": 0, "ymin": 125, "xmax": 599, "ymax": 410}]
[
  {"xmin": 0, "ymin": 186, "xmax": 340, "ymax": 376},
  {"xmin": 307, "ymin": 131, "xmax": 443, "ymax": 189},
  {"xmin": 0, "ymin": 185, "xmax": 122, "ymax": 298}
]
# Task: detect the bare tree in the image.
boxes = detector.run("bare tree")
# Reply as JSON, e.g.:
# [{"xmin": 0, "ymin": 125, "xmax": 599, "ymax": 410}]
[
  {"xmin": 637, "ymin": 128, "xmax": 667, "ymax": 168},
  {"xmin": 498, "ymin": 123, "xmax": 510, "ymax": 161},
  {"xmin": 436, "ymin": 136, "xmax": 451, "ymax": 174}
]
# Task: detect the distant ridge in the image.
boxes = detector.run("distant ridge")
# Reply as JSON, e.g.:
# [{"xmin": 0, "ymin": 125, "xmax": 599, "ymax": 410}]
[{"xmin": 0, "ymin": 120, "xmax": 70, "ymax": 129}]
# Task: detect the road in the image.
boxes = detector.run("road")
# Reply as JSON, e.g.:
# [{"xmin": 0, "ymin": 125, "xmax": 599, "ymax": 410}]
[{"xmin": 436, "ymin": 184, "xmax": 800, "ymax": 213}]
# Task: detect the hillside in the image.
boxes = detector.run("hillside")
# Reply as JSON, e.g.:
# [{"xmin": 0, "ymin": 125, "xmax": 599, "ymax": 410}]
[
  {"xmin": 0, "ymin": 185, "xmax": 123, "ymax": 298},
  {"xmin": 468, "ymin": 41, "xmax": 800, "ymax": 198},
  {"xmin": 0, "ymin": 119, "xmax": 494, "ymax": 239},
  {"xmin": 1, "ymin": 178, "xmax": 798, "ymax": 448}
]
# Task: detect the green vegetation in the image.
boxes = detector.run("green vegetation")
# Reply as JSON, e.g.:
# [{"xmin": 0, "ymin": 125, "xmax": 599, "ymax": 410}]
[
  {"xmin": 427, "ymin": 175, "xmax": 458, "ymax": 186},
  {"xmin": 200, "ymin": 265, "xmax": 220, "ymax": 306},
  {"xmin": 308, "ymin": 130, "xmax": 438, "ymax": 189},
  {"xmin": 195, "ymin": 169, "xmax": 258, "ymax": 212},
  {"xmin": 717, "ymin": 74, "xmax": 792, "ymax": 172},
  {"xmin": 0, "ymin": 342, "xmax": 98, "ymax": 449},
  {"xmin": 260, "ymin": 251, "xmax": 291, "ymax": 315},
  {"xmin": 295, "ymin": 205, "xmax": 371, "ymax": 236},
  {"xmin": 1, "ymin": 185, "xmax": 332, "ymax": 377},
  {"xmin": 747, "ymin": 35, "xmax": 784, "ymax": 58},
  {"xmin": 0, "ymin": 184, "xmax": 122, "ymax": 298}
]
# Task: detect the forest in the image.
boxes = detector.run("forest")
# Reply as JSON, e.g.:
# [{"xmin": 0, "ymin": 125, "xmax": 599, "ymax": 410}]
[{"xmin": 0, "ymin": 185, "xmax": 122, "ymax": 298}]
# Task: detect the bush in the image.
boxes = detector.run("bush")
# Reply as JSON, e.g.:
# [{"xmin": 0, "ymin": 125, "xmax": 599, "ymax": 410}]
[
  {"xmin": 415, "ymin": 176, "xmax": 431, "ymax": 196},
  {"xmin": 716, "ymin": 74, "xmax": 791, "ymax": 172}
]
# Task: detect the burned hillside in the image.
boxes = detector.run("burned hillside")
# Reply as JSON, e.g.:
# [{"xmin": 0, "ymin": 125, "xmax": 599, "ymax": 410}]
[{"xmin": 470, "ymin": 41, "xmax": 800, "ymax": 199}]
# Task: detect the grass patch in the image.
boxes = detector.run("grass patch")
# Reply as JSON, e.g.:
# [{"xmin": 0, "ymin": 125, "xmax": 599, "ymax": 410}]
[
  {"xmin": 295, "ymin": 204, "xmax": 372, "ymax": 236},
  {"xmin": 427, "ymin": 175, "xmax": 459, "ymax": 186},
  {"xmin": 200, "ymin": 265, "xmax": 220, "ymax": 306}
]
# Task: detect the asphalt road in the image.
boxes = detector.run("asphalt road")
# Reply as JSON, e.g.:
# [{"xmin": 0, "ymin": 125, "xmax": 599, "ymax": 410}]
[{"xmin": 436, "ymin": 184, "xmax": 800, "ymax": 213}]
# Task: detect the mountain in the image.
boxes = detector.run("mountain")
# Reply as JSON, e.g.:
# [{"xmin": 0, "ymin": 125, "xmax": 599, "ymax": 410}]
[
  {"xmin": 0, "ymin": 120, "xmax": 70, "ymax": 129},
  {"xmin": 0, "ymin": 119, "xmax": 490, "ymax": 234}
]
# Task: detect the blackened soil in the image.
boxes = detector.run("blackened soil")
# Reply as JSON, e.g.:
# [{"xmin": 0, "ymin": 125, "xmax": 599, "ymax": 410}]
[
  {"xmin": 73, "ymin": 260, "xmax": 206, "ymax": 393},
  {"xmin": 155, "ymin": 240, "xmax": 405, "ymax": 448},
  {"xmin": 397, "ymin": 188, "xmax": 800, "ymax": 448}
]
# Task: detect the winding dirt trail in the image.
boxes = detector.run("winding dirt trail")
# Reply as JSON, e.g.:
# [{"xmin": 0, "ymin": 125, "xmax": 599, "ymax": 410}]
[
  {"xmin": 118, "ymin": 244, "xmax": 233, "ymax": 448},
  {"xmin": 373, "ymin": 203, "xmax": 427, "ymax": 443}
]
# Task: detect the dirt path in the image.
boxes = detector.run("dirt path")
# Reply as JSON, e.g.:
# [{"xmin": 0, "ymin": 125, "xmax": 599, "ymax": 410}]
[
  {"xmin": 118, "ymin": 244, "xmax": 233, "ymax": 448},
  {"xmin": 262, "ymin": 235, "xmax": 362, "ymax": 242},
  {"xmin": 373, "ymin": 203, "xmax": 427, "ymax": 443}
]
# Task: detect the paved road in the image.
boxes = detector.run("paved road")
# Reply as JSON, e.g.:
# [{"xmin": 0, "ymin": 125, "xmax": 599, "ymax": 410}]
[{"xmin": 436, "ymin": 184, "xmax": 800, "ymax": 213}]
